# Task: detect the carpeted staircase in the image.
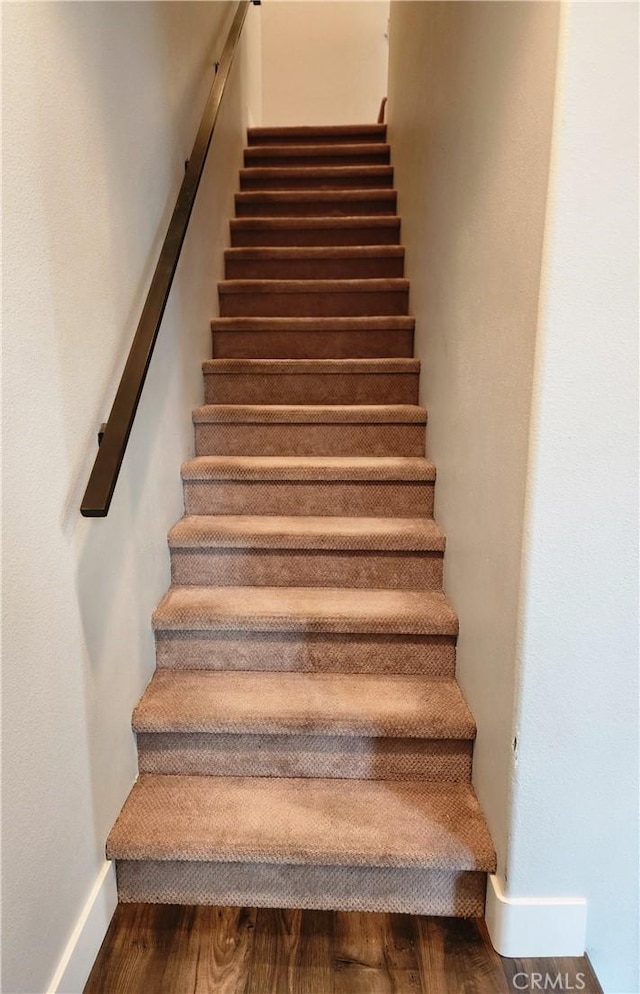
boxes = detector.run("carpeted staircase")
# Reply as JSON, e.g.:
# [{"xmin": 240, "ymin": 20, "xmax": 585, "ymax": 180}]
[{"xmin": 106, "ymin": 123, "xmax": 496, "ymax": 916}]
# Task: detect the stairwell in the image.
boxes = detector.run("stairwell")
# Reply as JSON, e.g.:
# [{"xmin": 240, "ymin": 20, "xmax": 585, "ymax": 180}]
[{"xmin": 106, "ymin": 123, "xmax": 496, "ymax": 916}]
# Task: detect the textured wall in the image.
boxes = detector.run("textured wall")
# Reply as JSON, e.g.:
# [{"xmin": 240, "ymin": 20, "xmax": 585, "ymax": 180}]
[
  {"xmin": 260, "ymin": 1, "xmax": 389, "ymax": 126},
  {"xmin": 1, "ymin": 3, "xmax": 249, "ymax": 990},
  {"xmin": 510, "ymin": 4, "xmax": 639, "ymax": 991},
  {"xmin": 386, "ymin": 0, "xmax": 559, "ymax": 880}
]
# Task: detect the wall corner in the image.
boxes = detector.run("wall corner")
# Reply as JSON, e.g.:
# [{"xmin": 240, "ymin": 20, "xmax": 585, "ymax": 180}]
[{"xmin": 485, "ymin": 874, "xmax": 587, "ymax": 959}]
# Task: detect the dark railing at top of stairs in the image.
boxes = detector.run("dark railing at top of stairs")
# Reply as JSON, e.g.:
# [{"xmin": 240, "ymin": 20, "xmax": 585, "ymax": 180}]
[{"xmin": 81, "ymin": 1, "xmax": 259, "ymax": 517}]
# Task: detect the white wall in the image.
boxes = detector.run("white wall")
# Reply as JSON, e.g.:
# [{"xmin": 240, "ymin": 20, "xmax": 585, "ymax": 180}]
[
  {"xmin": 1, "ymin": 2, "xmax": 254, "ymax": 990},
  {"xmin": 388, "ymin": 2, "xmax": 638, "ymax": 989},
  {"xmin": 510, "ymin": 4, "xmax": 639, "ymax": 991},
  {"xmin": 386, "ymin": 0, "xmax": 560, "ymax": 881},
  {"xmin": 242, "ymin": 0, "xmax": 263, "ymax": 127},
  {"xmin": 260, "ymin": 1, "xmax": 389, "ymax": 126}
]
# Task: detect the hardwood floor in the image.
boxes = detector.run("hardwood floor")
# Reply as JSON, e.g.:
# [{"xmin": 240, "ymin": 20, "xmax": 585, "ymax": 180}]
[{"xmin": 84, "ymin": 904, "xmax": 603, "ymax": 994}]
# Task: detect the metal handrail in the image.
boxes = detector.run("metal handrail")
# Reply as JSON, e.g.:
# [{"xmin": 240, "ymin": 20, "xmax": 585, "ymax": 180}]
[{"xmin": 81, "ymin": 1, "xmax": 253, "ymax": 516}]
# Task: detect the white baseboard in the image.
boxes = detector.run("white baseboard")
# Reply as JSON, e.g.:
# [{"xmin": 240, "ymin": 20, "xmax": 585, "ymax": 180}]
[
  {"xmin": 47, "ymin": 861, "xmax": 118, "ymax": 994},
  {"xmin": 485, "ymin": 874, "xmax": 587, "ymax": 958}
]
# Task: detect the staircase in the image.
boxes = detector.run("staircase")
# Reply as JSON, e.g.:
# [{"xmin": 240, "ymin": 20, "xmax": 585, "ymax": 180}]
[{"xmin": 106, "ymin": 123, "xmax": 496, "ymax": 916}]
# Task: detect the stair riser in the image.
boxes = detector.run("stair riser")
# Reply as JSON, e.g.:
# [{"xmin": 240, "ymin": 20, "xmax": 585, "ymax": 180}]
[
  {"xmin": 247, "ymin": 130, "xmax": 386, "ymax": 146},
  {"xmin": 137, "ymin": 733, "xmax": 472, "ymax": 781},
  {"xmin": 212, "ymin": 328, "xmax": 414, "ymax": 359},
  {"xmin": 116, "ymin": 861, "xmax": 486, "ymax": 916},
  {"xmin": 244, "ymin": 151, "xmax": 391, "ymax": 168},
  {"xmin": 240, "ymin": 171, "xmax": 394, "ymax": 191},
  {"xmin": 231, "ymin": 223, "xmax": 400, "ymax": 248},
  {"xmin": 169, "ymin": 549, "xmax": 443, "ymax": 590},
  {"xmin": 183, "ymin": 480, "xmax": 435, "ymax": 517},
  {"xmin": 219, "ymin": 290, "xmax": 410, "ymax": 318},
  {"xmin": 234, "ymin": 197, "xmax": 397, "ymax": 218},
  {"xmin": 155, "ymin": 632, "xmax": 455, "ymax": 676},
  {"xmin": 224, "ymin": 257, "xmax": 405, "ymax": 280},
  {"xmin": 194, "ymin": 423, "xmax": 425, "ymax": 457},
  {"xmin": 204, "ymin": 373, "xmax": 418, "ymax": 405}
]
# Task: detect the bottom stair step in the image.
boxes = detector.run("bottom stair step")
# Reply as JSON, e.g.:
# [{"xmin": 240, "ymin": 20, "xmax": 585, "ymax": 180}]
[
  {"xmin": 107, "ymin": 775, "xmax": 495, "ymax": 914},
  {"xmin": 115, "ymin": 861, "xmax": 488, "ymax": 916}
]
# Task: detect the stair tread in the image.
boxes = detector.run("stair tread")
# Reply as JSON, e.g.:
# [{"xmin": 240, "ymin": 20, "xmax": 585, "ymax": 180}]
[
  {"xmin": 245, "ymin": 143, "xmax": 391, "ymax": 156},
  {"xmin": 106, "ymin": 774, "xmax": 495, "ymax": 871},
  {"xmin": 133, "ymin": 671, "xmax": 474, "ymax": 738},
  {"xmin": 217, "ymin": 278, "xmax": 410, "ymax": 295},
  {"xmin": 224, "ymin": 246, "xmax": 404, "ymax": 259},
  {"xmin": 192, "ymin": 404, "xmax": 426, "ymax": 424},
  {"xmin": 181, "ymin": 454, "xmax": 436, "ymax": 481},
  {"xmin": 152, "ymin": 586, "xmax": 457, "ymax": 635},
  {"xmin": 236, "ymin": 190, "xmax": 397, "ymax": 202},
  {"xmin": 231, "ymin": 216, "xmax": 400, "ymax": 230},
  {"xmin": 248, "ymin": 125, "xmax": 387, "ymax": 142},
  {"xmin": 168, "ymin": 514, "xmax": 443, "ymax": 551},
  {"xmin": 211, "ymin": 316, "xmax": 415, "ymax": 331},
  {"xmin": 240, "ymin": 165, "xmax": 393, "ymax": 180},
  {"xmin": 202, "ymin": 358, "xmax": 418, "ymax": 374}
]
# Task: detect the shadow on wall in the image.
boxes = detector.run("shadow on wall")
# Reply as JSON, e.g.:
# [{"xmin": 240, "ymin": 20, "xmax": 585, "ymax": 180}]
[{"xmin": 23, "ymin": 0, "xmax": 240, "ymax": 907}]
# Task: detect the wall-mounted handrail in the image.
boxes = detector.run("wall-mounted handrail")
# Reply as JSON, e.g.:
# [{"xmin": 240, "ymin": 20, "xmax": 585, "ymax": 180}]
[{"xmin": 81, "ymin": 1, "xmax": 253, "ymax": 517}]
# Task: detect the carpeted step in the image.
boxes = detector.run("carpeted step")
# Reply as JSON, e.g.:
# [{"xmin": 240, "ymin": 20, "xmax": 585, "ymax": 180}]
[
  {"xmin": 244, "ymin": 143, "xmax": 391, "ymax": 168},
  {"xmin": 116, "ymin": 859, "xmax": 488, "ymax": 916},
  {"xmin": 234, "ymin": 190, "xmax": 397, "ymax": 218},
  {"xmin": 218, "ymin": 279, "xmax": 410, "ymax": 319},
  {"xmin": 192, "ymin": 404, "xmax": 426, "ymax": 457},
  {"xmin": 202, "ymin": 358, "xmax": 418, "ymax": 404},
  {"xmin": 239, "ymin": 165, "xmax": 394, "ymax": 191},
  {"xmin": 224, "ymin": 246, "xmax": 405, "ymax": 281},
  {"xmin": 153, "ymin": 585, "xmax": 456, "ymax": 676},
  {"xmin": 108, "ymin": 775, "xmax": 495, "ymax": 914},
  {"xmin": 210, "ymin": 317, "xmax": 415, "ymax": 359},
  {"xmin": 230, "ymin": 216, "xmax": 401, "ymax": 248},
  {"xmin": 105, "ymin": 120, "xmax": 496, "ymax": 918},
  {"xmin": 168, "ymin": 514, "xmax": 443, "ymax": 588},
  {"xmin": 138, "ymin": 730, "xmax": 472, "ymax": 782},
  {"xmin": 134, "ymin": 670, "xmax": 471, "ymax": 738},
  {"xmin": 247, "ymin": 125, "xmax": 387, "ymax": 146},
  {"xmin": 153, "ymin": 585, "xmax": 457, "ymax": 636},
  {"xmin": 134, "ymin": 671, "xmax": 474, "ymax": 780},
  {"xmin": 181, "ymin": 454, "xmax": 436, "ymax": 517}
]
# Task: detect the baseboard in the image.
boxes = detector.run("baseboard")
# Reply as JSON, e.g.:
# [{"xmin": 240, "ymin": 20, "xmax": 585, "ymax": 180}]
[
  {"xmin": 485, "ymin": 874, "xmax": 587, "ymax": 958},
  {"xmin": 47, "ymin": 861, "xmax": 118, "ymax": 994}
]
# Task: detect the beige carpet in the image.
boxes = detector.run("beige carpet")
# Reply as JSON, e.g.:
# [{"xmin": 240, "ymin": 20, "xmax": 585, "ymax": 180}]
[
  {"xmin": 208, "ymin": 316, "xmax": 416, "ymax": 360},
  {"xmin": 131, "ymin": 671, "xmax": 474, "ymax": 737},
  {"xmin": 107, "ymin": 776, "xmax": 494, "ymax": 869},
  {"xmin": 106, "ymin": 123, "xmax": 496, "ymax": 914}
]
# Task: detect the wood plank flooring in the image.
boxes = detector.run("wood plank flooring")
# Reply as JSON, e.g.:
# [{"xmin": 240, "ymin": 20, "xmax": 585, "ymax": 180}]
[{"xmin": 84, "ymin": 904, "xmax": 603, "ymax": 994}]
